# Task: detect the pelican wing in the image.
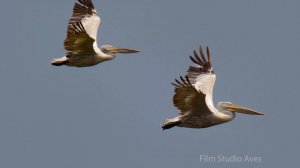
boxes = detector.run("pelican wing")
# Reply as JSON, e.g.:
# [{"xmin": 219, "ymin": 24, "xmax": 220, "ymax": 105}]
[
  {"xmin": 64, "ymin": 0, "xmax": 100, "ymax": 56},
  {"xmin": 172, "ymin": 76, "xmax": 211, "ymax": 115},
  {"xmin": 186, "ymin": 46, "xmax": 216, "ymax": 95}
]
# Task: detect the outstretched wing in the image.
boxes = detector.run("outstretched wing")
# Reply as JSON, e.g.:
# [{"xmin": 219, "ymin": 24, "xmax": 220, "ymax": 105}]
[
  {"xmin": 172, "ymin": 76, "xmax": 211, "ymax": 115},
  {"xmin": 186, "ymin": 46, "xmax": 216, "ymax": 95},
  {"xmin": 64, "ymin": 0, "xmax": 100, "ymax": 57}
]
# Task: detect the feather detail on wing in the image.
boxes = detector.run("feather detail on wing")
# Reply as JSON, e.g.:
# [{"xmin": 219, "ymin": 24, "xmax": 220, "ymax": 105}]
[
  {"xmin": 186, "ymin": 46, "xmax": 216, "ymax": 95},
  {"xmin": 64, "ymin": 0, "xmax": 100, "ymax": 57},
  {"xmin": 64, "ymin": 21, "xmax": 95, "ymax": 57},
  {"xmin": 172, "ymin": 76, "xmax": 211, "ymax": 115}
]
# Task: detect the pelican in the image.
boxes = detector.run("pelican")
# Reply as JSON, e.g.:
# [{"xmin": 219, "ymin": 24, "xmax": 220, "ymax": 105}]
[
  {"xmin": 51, "ymin": 0, "xmax": 140, "ymax": 67},
  {"xmin": 162, "ymin": 46, "xmax": 263, "ymax": 130}
]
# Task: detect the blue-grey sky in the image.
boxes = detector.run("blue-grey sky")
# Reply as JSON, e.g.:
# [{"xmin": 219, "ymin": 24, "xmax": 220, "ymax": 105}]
[{"xmin": 0, "ymin": 0, "xmax": 299, "ymax": 167}]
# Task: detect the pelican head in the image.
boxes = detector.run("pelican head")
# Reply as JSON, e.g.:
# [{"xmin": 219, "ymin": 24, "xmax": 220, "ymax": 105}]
[
  {"xmin": 217, "ymin": 101, "xmax": 264, "ymax": 115},
  {"xmin": 100, "ymin": 45, "xmax": 140, "ymax": 56}
]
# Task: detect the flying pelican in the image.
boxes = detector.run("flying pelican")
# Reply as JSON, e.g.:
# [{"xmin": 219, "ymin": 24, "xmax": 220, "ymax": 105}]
[
  {"xmin": 51, "ymin": 0, "xmax": 140, "ymax": 67},
  {"xmin": 162, "ymin": 46, "xmax": 263, "ymax": 130}
]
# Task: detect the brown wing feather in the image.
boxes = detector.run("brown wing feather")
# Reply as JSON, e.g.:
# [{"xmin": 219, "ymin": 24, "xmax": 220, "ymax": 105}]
[
  {"xmin": 186, "ymin": 46, "xmax": 216, "ymax": 95},
  {"xmin": 187, "ymin": 46, "xmax": 214, "ymax": 84},
  {"xmin": 69, "ymin": 0, "xmax": 96, "ymax": 24},
  {"xmin": 172, "ymin": 76, "xmax": 211, "ymax": 115},
  {"xmin": 64, "ymin": 21, "xmax": 95, "ymax": 57},
  {"xmin": 64, "ymin": 0, "xmax": 98, "ymax": 57}
]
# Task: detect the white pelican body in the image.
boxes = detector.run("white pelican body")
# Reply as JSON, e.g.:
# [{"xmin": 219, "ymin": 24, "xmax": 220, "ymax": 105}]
[
  {"xmin": 51, "ymin": 0, "xmax": 139, "ymax": 67},
  {"xmin": 162, "ymin": 46, "xmax": 263, "ymax": 130}
]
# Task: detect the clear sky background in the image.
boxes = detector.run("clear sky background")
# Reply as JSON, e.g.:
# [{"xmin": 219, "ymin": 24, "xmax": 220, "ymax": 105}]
[{"xmin": 0, "ymin": 0, "xmax": 299, "ymax": 167}]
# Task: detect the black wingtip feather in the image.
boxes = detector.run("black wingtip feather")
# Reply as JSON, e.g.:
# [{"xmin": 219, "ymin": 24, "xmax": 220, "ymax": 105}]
[
  {"xmin": 188, "ymin": 46, "xmax": 214, "ymax": 75},
  {"xmin": 172, "ymin": 75, "xmax": 193, "ymax": 88}
]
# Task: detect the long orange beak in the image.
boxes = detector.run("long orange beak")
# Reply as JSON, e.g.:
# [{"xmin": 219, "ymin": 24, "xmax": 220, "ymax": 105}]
[
  {"xmin": 108, "ymin": 47, "xmax": 140, "ymax": 54},
  {"xmin": 227, "ymin": 103, "xmax": 264, "ymax": 115}
]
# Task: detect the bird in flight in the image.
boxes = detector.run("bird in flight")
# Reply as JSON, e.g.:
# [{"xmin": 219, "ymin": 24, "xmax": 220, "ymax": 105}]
[
  {"xmin": 162, "ymin": 46, "xmax": 263, "ymax": 130},
  {"xmin": 51, "ymin": 0, "xmax": 140, "ymax": 67}
]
